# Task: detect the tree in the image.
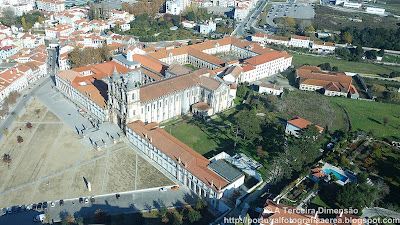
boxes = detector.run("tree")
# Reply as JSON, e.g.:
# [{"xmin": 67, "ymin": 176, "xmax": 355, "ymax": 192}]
[
  {"xmin": 234, "ymin": 109, "xmax": 262, "ymax": 143},
  {"xmin": 188, "ymin": 210, "xmax": 202, "ymax": 223},
  {"xmin": 342, "ymin": 32, "xmax": 353, "ymax": 44},
  {"xmin": 21, "ymin": 17, "xmax": 28, "ymax": 31},
  {"xmin": 332, "ymin": 66, "xmax": 339, "ymax": 71},
  {"xmin": 304, "ymin": 25, "xmax": 315, "ymax": 36},
  {"xmin": 94, "ymin": 209, "xmax": 107, "ymax": 223},
  {"xmin": 26, "ymin": 122, "xmax": 33, "ymax": 129},
  {"xmin": 329, "ymin": 172, "xmax": 338, "ymax": 182},
  {"xmin": 318, "ymin": 63, "xmax": 331, "ymax": 71},
  {"xmin": 383, "ymin": 117, "xmax": 389, "ymax": 126},
  {"xmin": 0, "ymin": 8, "xmax": 17, "ymax": 26},
  {"xmin": 378, "ymin": 49, "xmax": 385, "ymax": 57},
  {"xmin": 3, "ymin": 154, "xmax": 12, "ymax": 168},
  {"xmin": 337, "ymin": 183, "xmax": 376, "ymax": 210},
  {"xmin": 365, "ymin": 50, "xmax": 377, "ymax": 60},
  {"xmin": 17, "ymin": 135, "xmax": 23, "ymax": 143},
  {"xmin": 357, "ymin": 171, "xmax": 368, "ymax": 184},
  {"xmin": 195, "ymin": 198, "xmax": 207, "ymax": 211},
  {"xmin": 371, "ymin": 84, "xmax": 385, "ymax": 92}
]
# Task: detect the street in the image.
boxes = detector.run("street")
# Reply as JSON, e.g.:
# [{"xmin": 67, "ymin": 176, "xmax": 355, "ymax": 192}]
[
  {"xmin": 232, "ymin": 0, "xmax": 270, "ymax": 38},
  {"xmin": 0, "ymin": 186, "xmax": 197, "ymax": 224}
]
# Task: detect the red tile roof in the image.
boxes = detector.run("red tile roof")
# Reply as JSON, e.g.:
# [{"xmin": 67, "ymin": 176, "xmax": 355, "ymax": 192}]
[
  {"xmin": 287, "ymin": 116, "xmax": 324, "ymax": 131},
  {"xmin": 126, "ymin": 121, "xmax": 228, "ymax": 192}
]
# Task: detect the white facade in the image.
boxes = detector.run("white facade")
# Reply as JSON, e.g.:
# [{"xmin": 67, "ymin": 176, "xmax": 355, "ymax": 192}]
[
  {"xmin": 199, "ymin": 19, "xmax": 216, "ymax": 34},
  {"xmin": 166, "ymin": 0, "xmax": 181, "ymax": 15},
  {"xmin": 259, "ymin": 84, "xmax": 283, "ymax": 95},
  {"xmin": 289, "ymin": 36, "xmax": 311, "ymax": 48},
  {"xmin": 365, "ymin": 6, "xmax": 385, "ymax": 15},
  {"xmin": 36, "ymin": 0, "xmax": 65, "ymax": 12},
  {"xmin": 343, "ymin": 2, "xmax": 362, "ymax": 8},
  {"xmin": 45, "ymin": 24, "xmax": 74, "ymax": 39}
]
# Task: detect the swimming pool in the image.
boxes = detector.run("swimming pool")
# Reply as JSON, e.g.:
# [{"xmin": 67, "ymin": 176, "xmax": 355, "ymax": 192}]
[{"xmin": 325, "ymin": 169, "xmax": 348, "ymax": 182}]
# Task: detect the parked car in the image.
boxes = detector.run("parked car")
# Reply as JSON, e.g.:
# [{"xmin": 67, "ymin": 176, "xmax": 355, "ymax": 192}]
[
  {"xmin": 37, "ymin": 203, "xmax": 42, "ymax": 210},
  {"xmin": 159, "ymin": 187, "xmax": 167, "ymax": 192},
  {"xmin": 59, "ymin": 200, "xmax": 64, "ymax": 206},
  {"xmin": 26, "ymin": 204, "xmax": 32, "ymax": 210},
  {"xmin": 1, "ymin": 207, "xmax": 6, "ymax": 215},
  {"xmin": 13, "ymin": 206, "xmax": 19, "ymax": 213},
  {"xmin": 20, "ymin": 205, "xmax": 25, "ymax": 211},
  {"xmin": 43, "ymin": 202, "xmax": 47, "ymax": 210},
  {"xmin": 116, "ymin": 193, "xmax": 120, "ymax": 199},
  {"xmin": 32, "ymin": 204, "xmax": 37, "ymax": 210},
  {"xmin": 79, "ymin": 198, "xmax": 83, "ymax": 204},
  {"xmin": 50, "ymin": 201, "xmax": 55, "ymax": 207},
  {"xmin": 90, "ymin": 196, "xmax": 95, "ymax": 203},
  {"xmin": 7, "ymin": 207, "xmax": 12, "ymax": 214},
  {"xmin": 171, "ymin": 186, "xmax": 180, "ymax": 190},
  {"xmin": 84, "ymin": 198, "xmax": 89, "ymax": 204}
]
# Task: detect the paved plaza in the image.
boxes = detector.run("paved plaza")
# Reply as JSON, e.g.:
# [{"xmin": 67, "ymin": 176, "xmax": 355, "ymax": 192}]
[{"xmin": 0, "ymin": 81, "xmax": 174, "ymax": 209}]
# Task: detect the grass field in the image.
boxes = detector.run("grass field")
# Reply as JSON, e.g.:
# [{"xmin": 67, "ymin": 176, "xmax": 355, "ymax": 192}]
[
  {"xmin": 165, "ymin": 109, "xmax": 237, "ymax": 158},
  {"xmin": 330, "ymin": 98, "xmax": 400, "ymax": 140},
  {"xmin": 292, "ymin": 54, "xmax": 400, "ymax": 75}
]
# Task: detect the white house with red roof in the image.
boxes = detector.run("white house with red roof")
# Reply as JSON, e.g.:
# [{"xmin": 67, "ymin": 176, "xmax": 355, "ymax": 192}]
[
  {"xmin": 289, "ymin": 35, "xmax": 311, "ymax": 48},
  {"xmin": 45, "ymin": 24, "xmax": 74, "ymax": 39},
  {"xmin": 285, "ymin": 116, "xmax": 324, "ymax": 137}
]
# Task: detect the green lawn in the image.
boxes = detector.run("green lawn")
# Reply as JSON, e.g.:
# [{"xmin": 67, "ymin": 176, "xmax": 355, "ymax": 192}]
[
  {"xmin": 310, "ymin": 195, "xmax": 331, "ymax": 208},
  {"xmin": 329, "ymin": 98, "xmax": 400, "ymax": 140},
  {"xmin": 165, "ymin": 112, "xmax": 236, "ymax": 158},
  {"xmin": 292, "ymin": 54, "xmax": 400, "ymax": 75}
]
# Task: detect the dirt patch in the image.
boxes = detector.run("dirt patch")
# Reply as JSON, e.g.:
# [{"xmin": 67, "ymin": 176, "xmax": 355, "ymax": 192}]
[
  {"xmin": 103, "ymin": 148, "xmax": 137, "ymax": 193},
  {"xmin": 42, "ymin": 125, "xmax": 83, "ymax": 177},
  {"xmin": 31, "ymin": 170, "xmax": 75, "ymax": 203},
  {"xmin": 67, "ymin": 158, "xmax": 107, "ymax": 199},
  {"xmin": 18, "ymin": 98, "xmax": 48, "ymax": 122},
  {"xmin": 136, "ymin": 157, "xmax": 174, "ymax": 190},
  {"xmin": 4, "ymin": 124, "xmax": 63, "ymax": 189}
]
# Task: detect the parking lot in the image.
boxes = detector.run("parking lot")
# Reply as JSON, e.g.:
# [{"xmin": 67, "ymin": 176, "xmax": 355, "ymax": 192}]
[
  {"xmin": 0, "ymin": 87, "xmax": 174, "ymax": 212},
  {"xmin": 0, "ymin": 185, "xmax": 197, "ymax": 224},
  {"xmin": 266, "ymin": 3, "xmax": 315, "ymax": 27}
]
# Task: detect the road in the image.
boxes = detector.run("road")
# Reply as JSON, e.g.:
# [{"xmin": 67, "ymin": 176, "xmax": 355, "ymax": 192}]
[
  {"xmin": 47, "ymin": 48, "xmax": 58, "ymax": 75},
  {"xmin": 232, "ymin": 0, "xmax": 270, "ymax": 38},
  {"xmin": 0, "ymin": 186, "xmax": 197, "ymax": 224}
]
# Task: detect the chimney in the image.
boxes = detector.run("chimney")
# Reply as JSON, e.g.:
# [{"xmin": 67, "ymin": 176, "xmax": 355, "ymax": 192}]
[
  {"xmin": 211, "ymin": 180, "xmax": 213, "ymax": 187},
  {"xmin": 178, "ymin": 157, "xmax": 181, "ymax": 163},
  {"xmin": 150, "ymin": 137, "xmax": 152, "ymax": 142},
  {"xmin": 145, "ymin": 133, "xmax": 147, "ymax": 139}
]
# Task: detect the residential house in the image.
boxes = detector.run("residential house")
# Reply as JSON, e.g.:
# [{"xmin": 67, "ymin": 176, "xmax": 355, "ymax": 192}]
[
  {"xmin": 285, "ymin": 116, "xmax": 323, "ymax": 137},
  {"xmin": 199, "ymin": 18, "xmax": 216, "ymax": 34},
  {"xmin": 296, "ymin": 65, "xmax": 359, "ymax": 98},
  {"xmin": 289, "ymin": 35, "xmax": 311, "ymax": 48},
  {"xmin": 258, "ymin": 83, "xmax": 283, "ymax": 95}
]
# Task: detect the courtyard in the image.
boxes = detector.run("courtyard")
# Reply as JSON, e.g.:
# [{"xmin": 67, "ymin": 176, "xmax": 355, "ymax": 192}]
[{"xmin": 0, "ymin": 98, "xmax": 173, "ymax": 208}]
